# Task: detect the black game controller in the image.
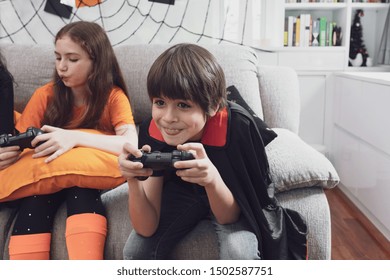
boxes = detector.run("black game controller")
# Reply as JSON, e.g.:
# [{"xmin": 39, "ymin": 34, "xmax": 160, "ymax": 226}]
[
  {"xmin": 128, "ymin": 150, "xmax": 195, "ymax": 180},
  {"xmin": 128, "ymin": 150, "xmax": 194, "ymax": 169},
  {"xmin": 0, "ymin": 127, "xmax": 45, "ymax": 150}
]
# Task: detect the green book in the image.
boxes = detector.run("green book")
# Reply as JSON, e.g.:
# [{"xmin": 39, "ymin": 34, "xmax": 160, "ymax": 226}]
[
  {"xmin": 328, "ymin": 22, "xmax": 335, "ymax": 46},
  {"xmin": 319, "ymin": 17, "xmax": 327, "ymax": 47}
]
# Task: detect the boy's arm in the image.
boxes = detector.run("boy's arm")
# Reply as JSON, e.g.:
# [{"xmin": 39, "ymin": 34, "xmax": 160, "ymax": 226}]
[
  {"xmin": 119, "ymin": 143, "xmax": 164, "ymax": 237},
  {"xmin": 127, "ymin": 176, "xmax": 164, "ymax": 237},
  {"xmin": 202, "ymin": 172, "xmax": 241, "ymax": 225},
  {"xmin": 175, "ymin": 143, "xmax": 240, "ymax": 225}
]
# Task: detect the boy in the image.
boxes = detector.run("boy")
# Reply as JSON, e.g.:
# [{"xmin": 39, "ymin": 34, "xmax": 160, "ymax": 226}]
[{"xmin": 118, "ymin": 43, "xmax": 307, "ymax": 260}]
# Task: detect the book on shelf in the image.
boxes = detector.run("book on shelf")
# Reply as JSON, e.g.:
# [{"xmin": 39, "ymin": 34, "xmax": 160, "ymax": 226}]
[
  {"xmin": 304, "ymin": 14, "xmax": 312, "ymax": 47},
  {"xmin": 295, "ymin": 16, "xmax": 301, "ymax": 46},
  {"xmin": 284, "ymin": 18, "xmax": 288, "ymax": 46},
  {"xmin": 327, "ymin": 21, "xmax": 336, "ymax": 46},
  {"xmin": 284, "ymin": 15, "xmax": 342, "ymax": 47},
  {"xmin": 285, "ymin": 0, "xmax": 344, "ymax": 3},
  {"xmin": 287, "ymin": 16, "xmax": 295, "ymax": 46},
  {"xmin": 319, "ymin": 17, "xmax": 327, "ymax": 46},
  {"xmin": 352, "ymin": 1, "xmax": 390, "ymax": 3}
]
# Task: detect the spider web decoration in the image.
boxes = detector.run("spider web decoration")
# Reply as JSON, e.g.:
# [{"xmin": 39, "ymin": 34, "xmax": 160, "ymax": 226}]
[{"xmin": 0, "ymin": 0, "xmax": 261, "ymax": 47}]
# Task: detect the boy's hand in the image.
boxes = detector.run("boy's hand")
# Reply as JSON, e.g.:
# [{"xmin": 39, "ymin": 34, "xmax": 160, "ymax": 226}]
[
  {"xmin": 0, "ymin": 146, "xmax": 22, "ymax": 170},
  {"xmin": 118, "ymin": 143, "xmax": 153, "ymax": 181},
  {"xmin": 175, "ymin": 143, "xmax": 220, "ymax": 188}
]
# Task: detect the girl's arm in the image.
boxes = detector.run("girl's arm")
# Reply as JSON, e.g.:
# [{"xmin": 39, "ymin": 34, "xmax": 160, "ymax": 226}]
[
  {"xmin": 175, "ymin": 143, "xmax": 241, "ymax": 225},
  {"xmin": 31, "ymin": 123, "xmax": 138, "ymax": 163},
  {"xmin": 118, "ymin": 143, "xmax": 164, "ymax": 237},
  {"xmin": 0, "ymin": 146, "xmax": 21, "ymax": 170}
]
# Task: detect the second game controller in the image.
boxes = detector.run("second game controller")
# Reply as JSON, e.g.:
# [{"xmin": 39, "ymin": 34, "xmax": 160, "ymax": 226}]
[{"xmin": 0, "ymin": 127, "xmax": 45, "ymax": 150}]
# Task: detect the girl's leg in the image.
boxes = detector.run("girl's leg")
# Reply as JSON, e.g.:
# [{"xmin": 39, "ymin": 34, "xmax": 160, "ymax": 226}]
[
  {"xmin": 64, "ymin": 187, "xmax": 107, "ymax": 260},
  {"xmin": 8, "ymin": 192, "xmax": 63, "ymax": 260},
  {"xmin": 123, "ymin": 182, "xmax": 210, "ymax": 260},
  {"xmin": 212, "ymin": 215, "xmax": 261, "ymax": 260}
]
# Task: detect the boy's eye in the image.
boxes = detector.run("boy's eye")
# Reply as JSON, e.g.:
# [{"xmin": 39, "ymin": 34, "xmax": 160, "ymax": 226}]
[
  {"xmin": 177, "ymin": 102, "xmax": 190, "ymax": 109},
  {"xmin": 153, "ymin": 99, "xmax": 165, "ymax": 106}
]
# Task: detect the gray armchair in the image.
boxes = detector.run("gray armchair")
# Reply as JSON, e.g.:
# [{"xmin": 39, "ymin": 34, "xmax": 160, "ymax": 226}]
[{"xmin": 0, "ymin": 43, "xmax": 339, "ymax": 259}]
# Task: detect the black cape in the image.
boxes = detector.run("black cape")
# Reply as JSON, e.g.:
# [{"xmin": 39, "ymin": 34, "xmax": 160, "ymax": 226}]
[
  {"xmin": 139, "ymin": 101, "xmax": 308, "ymax": 260},
  {"xmin": 0, "ymin": 65, "xmax": 14, "ymax": 135}
]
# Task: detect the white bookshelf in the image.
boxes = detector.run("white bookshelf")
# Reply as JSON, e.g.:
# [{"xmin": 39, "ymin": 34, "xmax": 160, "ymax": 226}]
[
  {"xmin": 256, "ymin": 0, "xmax": 389, "ymax": 148},
  {"xmin": 280, "ymin": 0, "xmax": 390, "ymax": 69}
]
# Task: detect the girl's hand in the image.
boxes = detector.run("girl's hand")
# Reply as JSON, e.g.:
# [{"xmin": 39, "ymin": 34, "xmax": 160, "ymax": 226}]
[
  {"xmin": 0, "ymin": 146, "xmax": 21, "ymax": 170},
  {"xmin": 118, "ymin": 143, "xmax": 153, "ymax": 182},
  {"xmin": 174, "ymin": 143, "xmax": 221, "ymax": 188},
  {"xmin": 31, "ymin": 125, "xmax": 77, "ymax": 163}
]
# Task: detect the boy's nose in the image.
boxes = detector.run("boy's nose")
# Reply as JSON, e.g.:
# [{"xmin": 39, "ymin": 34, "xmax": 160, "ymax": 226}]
[{"xmin": 162, "ymin": 108, "xmax": 178, "ymax": 122}]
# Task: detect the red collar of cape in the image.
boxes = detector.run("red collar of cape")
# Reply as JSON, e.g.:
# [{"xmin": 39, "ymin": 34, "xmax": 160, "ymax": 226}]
[{"xmin": 148, "ymin": 107, "xmax": 229, "ymax": 147}]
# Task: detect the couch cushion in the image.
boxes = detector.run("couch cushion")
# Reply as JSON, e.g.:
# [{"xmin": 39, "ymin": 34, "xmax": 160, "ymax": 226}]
[
  {"xmin": 266, "ymin": 128, "xmax": 339, "ymax": 193},
  {"xmin": 114, "ymin": 44, "xmax": 263, "ymax": 125},
  {"xmin": 0, "ymin": 130, "xmax": 125, "ymax": 202}
]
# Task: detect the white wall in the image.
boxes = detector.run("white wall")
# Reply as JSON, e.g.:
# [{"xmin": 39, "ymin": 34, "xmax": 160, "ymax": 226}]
[{"xmin": 0, "ymin": 0, "xmax": 264, "ymax": 47}]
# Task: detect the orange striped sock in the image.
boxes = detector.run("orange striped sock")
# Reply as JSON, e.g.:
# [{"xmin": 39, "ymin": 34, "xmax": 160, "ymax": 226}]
[
  {"xmin": 8, "ymin": 233, "xmax": 51, "ymax": 260},
  {"xmin": 65, "ymin": 213, "xmax": 107, "ymax": 260}
]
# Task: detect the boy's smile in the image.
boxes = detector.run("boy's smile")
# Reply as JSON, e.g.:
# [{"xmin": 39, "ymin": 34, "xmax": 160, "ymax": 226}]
[
  {"xmin": 162, "ymin": 127, "xmax": 181, "ymax": 136},
  {"xmin": 152, "ymin": 97, "xmax": 216, "ymax": 146}
]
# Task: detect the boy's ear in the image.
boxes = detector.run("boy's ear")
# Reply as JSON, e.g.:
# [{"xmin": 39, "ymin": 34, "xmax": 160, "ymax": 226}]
[{"xmin": 208, "ymin": 105, "xmax": 219, "ymax": 117}]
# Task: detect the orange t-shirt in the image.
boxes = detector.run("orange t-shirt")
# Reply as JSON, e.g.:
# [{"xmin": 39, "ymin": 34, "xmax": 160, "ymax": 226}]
[{"xmin": 16, "ymin": 83, "xmax": 134, "ymax": 134}]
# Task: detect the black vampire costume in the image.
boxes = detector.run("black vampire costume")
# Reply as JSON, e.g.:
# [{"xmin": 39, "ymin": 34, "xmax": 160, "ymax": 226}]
[
  {"xmin": 138, "ymin": 101, "xmax": 308, "ymax": 260},
  {"xmin": 0, "ymin": 63, "xmax": 14, "ymax": 135}
]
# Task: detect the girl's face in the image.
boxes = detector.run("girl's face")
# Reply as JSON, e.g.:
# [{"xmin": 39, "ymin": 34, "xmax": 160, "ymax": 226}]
[
  {"xmin": 152, "ymin": 97, "xmax": 217, "ymax": 146},
  {"xmin": 54, "ymin": 35, "xmax": 93, "ymax": 95}
]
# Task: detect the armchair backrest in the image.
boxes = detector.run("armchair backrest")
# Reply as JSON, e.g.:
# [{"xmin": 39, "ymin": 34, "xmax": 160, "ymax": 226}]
[{"xmin": 1, "ymin": 43, "xmax": 300, "ymax": 133}]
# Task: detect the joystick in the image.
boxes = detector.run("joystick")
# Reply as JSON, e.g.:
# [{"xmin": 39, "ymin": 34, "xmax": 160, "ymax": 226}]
[
  {"xmin": 128, "ymin": 150, "xmax": 194, "ymax": 180},
  {"xmin": 0, "ymin": 127, "xmax": 45, "ymax": 150},
  {"xmin": 128, "ymin": 150, "xmax": 194, "ymax": 170}
]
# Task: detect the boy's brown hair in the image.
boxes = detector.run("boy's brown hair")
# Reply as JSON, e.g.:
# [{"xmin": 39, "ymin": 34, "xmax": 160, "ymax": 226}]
[{"xmin": 147, "ymin": 43, "xmax": 227, "ymax": 115}]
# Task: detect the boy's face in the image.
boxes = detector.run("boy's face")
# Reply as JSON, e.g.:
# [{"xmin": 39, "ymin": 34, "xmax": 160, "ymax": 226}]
[{"xmin": 152, "ymin": 97, "xmax": 217, "ymax": 146}]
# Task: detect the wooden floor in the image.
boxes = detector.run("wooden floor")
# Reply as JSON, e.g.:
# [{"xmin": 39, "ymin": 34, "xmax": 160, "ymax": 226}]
[{"xmin": 324, "ymin": 187, "xmax": 390, "ymax": 260}]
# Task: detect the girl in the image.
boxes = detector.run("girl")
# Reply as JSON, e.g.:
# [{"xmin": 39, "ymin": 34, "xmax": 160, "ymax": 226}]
[{"xmin": 0, "ymin": 21, "xmax": 137, "ymax": 260}]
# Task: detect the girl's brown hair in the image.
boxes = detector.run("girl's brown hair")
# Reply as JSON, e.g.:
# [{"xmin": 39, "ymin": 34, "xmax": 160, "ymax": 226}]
[
  {"xmin": 147, "ymin": 43, "xmax": 227, "ymax": 115},
  {"xmin": 42, "ymin": 21, "xmax": 128, "ymax": 130}
]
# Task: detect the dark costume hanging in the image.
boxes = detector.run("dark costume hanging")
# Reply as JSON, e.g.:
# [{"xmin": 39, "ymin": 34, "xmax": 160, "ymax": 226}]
[
  {"xmin": 138, "ymin": 101, "xmax": 308, "ymax": 260},
  {"xmin": 0, "ymin": 64, "xmax": 15, "ymax": 135}
]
